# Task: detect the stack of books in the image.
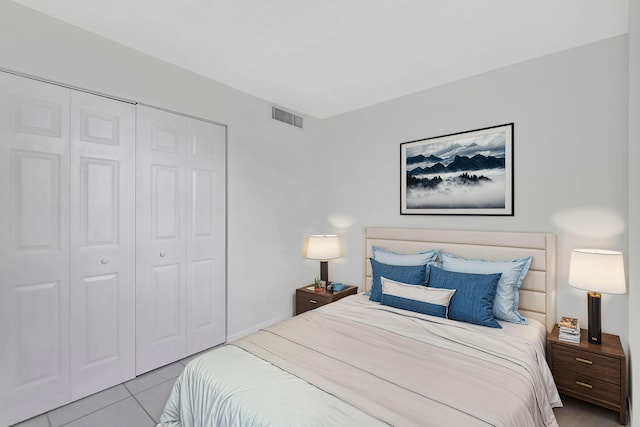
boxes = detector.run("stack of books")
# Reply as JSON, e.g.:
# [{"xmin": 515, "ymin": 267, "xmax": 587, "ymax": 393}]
[{"xmin": 558, "ymin": 316, "xmax": 581, "ymax": 343}]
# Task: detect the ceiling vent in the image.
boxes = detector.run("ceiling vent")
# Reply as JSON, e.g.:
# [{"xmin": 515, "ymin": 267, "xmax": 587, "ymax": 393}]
[{"xmin": 272, "ymin": 106, "xmax": 303, "ymax": 129}]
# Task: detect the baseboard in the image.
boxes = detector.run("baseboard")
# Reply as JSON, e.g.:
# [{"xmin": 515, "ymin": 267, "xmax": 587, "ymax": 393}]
[{"xmin": 226, "ymin": 311, "xmax": 292, "ymax": 342}]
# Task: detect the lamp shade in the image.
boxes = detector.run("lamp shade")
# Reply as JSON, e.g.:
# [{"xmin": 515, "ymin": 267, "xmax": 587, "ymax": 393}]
[
  {"xmin": 306, "ymin": 235, "xmax": 341, "ymax": 260},
  {"xmin": 568, "ymin": 249, "xmax": 626, "ymax": 294}
]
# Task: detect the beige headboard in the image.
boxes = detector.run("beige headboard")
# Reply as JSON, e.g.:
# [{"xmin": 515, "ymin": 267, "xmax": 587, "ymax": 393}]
[{"xmin": 363, "ymin": 227, "xmax": 557, "ymax": 332}]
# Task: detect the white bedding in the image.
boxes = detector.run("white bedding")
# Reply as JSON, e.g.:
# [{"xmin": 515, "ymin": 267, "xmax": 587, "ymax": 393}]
[{"xmin": 160, "ymin": 294, "xmax": 561, "ymax": 427}]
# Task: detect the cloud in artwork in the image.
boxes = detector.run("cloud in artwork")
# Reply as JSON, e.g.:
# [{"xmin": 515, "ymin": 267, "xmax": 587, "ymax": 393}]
[{"xmin": 406, "ymin": 130, "xmax": 506, "ymax": 162}]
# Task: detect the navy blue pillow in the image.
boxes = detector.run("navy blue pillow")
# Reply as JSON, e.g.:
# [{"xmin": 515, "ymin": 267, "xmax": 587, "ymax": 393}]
[
  {"xmin": 428, "ymin": 266, "xmax": 502, "ymax": 328},
  {"xmin": 369, "ymin": 258, "xmax": 428, "ymax": 302}
]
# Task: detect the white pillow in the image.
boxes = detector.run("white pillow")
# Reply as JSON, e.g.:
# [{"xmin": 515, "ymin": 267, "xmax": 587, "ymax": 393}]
[{"xmin": 380, "ymin": 276, "xmax": 455, "ymax": 318}]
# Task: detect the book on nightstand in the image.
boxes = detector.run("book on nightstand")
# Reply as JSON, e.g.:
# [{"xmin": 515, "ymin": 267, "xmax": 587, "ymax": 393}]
[{"xmin": 558, "ymin": 316, "xmax": 580, "ymax": 343}]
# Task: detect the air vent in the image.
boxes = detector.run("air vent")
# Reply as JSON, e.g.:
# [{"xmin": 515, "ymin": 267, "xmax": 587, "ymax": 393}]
[{"xmin": 272, "ymin": 106, "xmax": 303, "ymax": 129}]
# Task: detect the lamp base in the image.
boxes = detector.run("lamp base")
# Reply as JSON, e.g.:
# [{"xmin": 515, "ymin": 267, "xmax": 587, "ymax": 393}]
[
  {"xmin": 587, "ymin": 291, "xmax": 602, "ymax": 344},
  {"xmin": 319, "ymin": 260, "xmax": 329, "ymax": 285}
]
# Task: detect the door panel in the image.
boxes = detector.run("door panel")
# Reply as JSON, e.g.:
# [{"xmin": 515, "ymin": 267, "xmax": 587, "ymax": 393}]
[
  {"xmin": 153, "ymin": 165, "xmax": 181, "ymax": 240},
  {"xmin": 192, "ymin": 170, "xmax": 214, "ymax": 237},
  {"xmin": 152, "ymin": 264, "xmax": 182, "ymax": 340},
  {"xmin": 12, "ymin": 151, "xmax": 62, "ymax": 250},
  {"xmin": 136, "ymin": 105, "xmax": 187, "ymax": 374},
  {"xmin": 10, "ymin": 95, "xmax": 62, "ymax": 137},
  {"xmin": 0, "ymin": 73, "xmax": 71, "ymax": 427},
  {"xmin": 82, "ymin": 158, "xmax": 118, "ymax": 245},
  {"xmin": 191, "ymin": 258, "xmax": 215, "ymax": 329},
  {"xmin": 80, "ymin": 109, "xmax": 120, "ymax": 146},
  {"xmin": 13, "ymin": 281, "xmax": 63, "ymax": 384},
  {"xmin": 82, "ymin": 274, "xmax": 119, "ymax": 363},
  {"xmin": 185, "ymin": 118, "xmax": 226, "ymax": 355},
  {"xmin": 69, "ymin": 91, "xmax": 135, "ymax": 399}
]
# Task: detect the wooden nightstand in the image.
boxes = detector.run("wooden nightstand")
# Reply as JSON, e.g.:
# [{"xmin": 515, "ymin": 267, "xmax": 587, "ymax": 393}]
[
  {"xmin": 547, "ymin": 325, "xmax": 627, "ymax": 425},
  {"xmin": 295, "ymin": 284, "xmax": 358, "ymax": 315}
]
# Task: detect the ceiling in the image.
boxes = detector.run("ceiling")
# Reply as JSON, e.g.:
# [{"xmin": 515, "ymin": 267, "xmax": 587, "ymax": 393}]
[{"xmin": 12, "ymin": 0, "xmax": 628, "ymax": 118}]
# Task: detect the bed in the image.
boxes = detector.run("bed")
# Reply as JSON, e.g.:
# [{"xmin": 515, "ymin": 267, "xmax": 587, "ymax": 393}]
[{"xmin": 159, "ymin": 228, "xmax": 561, "ymax": 427}]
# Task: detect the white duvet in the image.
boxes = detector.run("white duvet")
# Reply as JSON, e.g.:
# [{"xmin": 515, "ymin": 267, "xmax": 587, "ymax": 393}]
[{"xmin": 160, "ymin": 294, "xmax": 561, "ymax": 427}]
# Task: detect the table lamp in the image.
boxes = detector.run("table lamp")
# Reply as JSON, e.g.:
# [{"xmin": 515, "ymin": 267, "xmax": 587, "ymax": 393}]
[
  {"xmin": 305, "ymin": 234, "xmax": 341, "ymax": 285},
  {"xmin": 568, "ymin": 249, "xmax": 626, "ymax": 344}
]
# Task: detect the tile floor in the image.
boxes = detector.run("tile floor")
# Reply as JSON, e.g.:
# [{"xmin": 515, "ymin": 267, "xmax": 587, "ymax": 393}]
[
  {"xmin": 11, "ymin": 357, "xmax": 628, "ymax": 427},
  {"xmin": 9, "ymin": 352, "xmax": 200, "ymax": 427}
]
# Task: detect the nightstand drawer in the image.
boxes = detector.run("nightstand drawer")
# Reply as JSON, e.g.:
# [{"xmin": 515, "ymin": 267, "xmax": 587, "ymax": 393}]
[
  {"xmin": 296, "ymin": 293, "xmax": 331, "ymax": 314},
  {"xmin": 552, "ymin": 346, "xmax": 620, "ymax": 384},
  {"xmin": 554, "ymin": 373, "xmax": 621, "ymax": 405}
]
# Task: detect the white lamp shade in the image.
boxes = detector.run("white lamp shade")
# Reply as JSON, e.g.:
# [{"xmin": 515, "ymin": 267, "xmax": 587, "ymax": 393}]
[
  {"xmin": 306, "ymin": 235, "xmax": 341, "ymax": 260},
  {"xmin": 568, "ymin": 249, "xmax": 626, "ymax": 294}
]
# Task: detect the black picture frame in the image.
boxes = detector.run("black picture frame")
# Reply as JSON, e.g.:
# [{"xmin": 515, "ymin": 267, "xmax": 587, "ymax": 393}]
[{"xmin": 400, "ymin": 123, "xmax": 514, "ymax": 215}]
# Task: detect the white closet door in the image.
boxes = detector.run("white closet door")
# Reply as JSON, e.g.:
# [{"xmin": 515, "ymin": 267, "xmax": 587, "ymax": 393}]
[
  {"xmin": 136, "ymin": 105, "xmax": 187, "ymax": 374},
  {"xmin": 0, "ymin": 73, "xmax": 71, "ymax": 426},
  {"xmin": 185, "ymin": 118, "xmax": 226, "ymax": 354},
  {"xmin": 69, "ymin": 91, "xmax": 136, "ymax": 398}
]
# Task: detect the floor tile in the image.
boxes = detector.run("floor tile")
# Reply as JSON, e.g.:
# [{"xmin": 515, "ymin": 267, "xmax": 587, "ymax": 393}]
[
  {"xmin": 47, "ymin": 385, "xmax": 131, "ymax": 427},
  {"xmin": 124, "ymin": 362, "xmax": 184, "ymax": 395},
  {"xmin": 62, "ymin": 397, "xmax": 155, "ymax": 427},
  {"xmin": 134, "ymin": 379, "xmax": 176, "ymax": 422},
  {"xmin": 9, "ymin": 414, "xmax": 50, "ymax": 427}
]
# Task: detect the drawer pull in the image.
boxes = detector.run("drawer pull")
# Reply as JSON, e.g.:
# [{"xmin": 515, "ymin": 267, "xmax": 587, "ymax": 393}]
[
  {"xmin": 576, "ymin": 381, "xmax": 593, "ymax": 389},
  {"xmin": 576, "ymin": 357, "xmax": 593, "ymax": 365},
  {"xmin": 309, "ymin": 300, "xmax": 317, "ymax": 304}
]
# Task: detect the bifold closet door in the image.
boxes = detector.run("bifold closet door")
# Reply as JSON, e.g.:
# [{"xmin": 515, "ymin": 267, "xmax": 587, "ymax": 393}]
[
  {"xmin": 69, "ymin": 91, "xmax": 135, "ymax": 399},
  {"xmin": 0, "ymin": 72, "xmax": 136, "ymax": 425},
  {"xmin": 136, "ymin": 106, "xmax": 188, "ymax": 374},
  {"xmin": 136, "ymin": 105, "xmax": 226, "ymax": 374},
  {"xmin": 0, "ymin": 73, "xmax": 71, "ymax": 426},
  {"xmin": 185, "ymin": 116, "xmax": 226, "ymax": 355}
]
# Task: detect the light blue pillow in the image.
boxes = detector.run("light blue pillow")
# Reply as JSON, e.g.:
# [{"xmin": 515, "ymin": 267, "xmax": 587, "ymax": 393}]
[
  {"xmin": 369, "ymin": 258, "xmax": 428, "ymax": 303},
  {"xmin": 380, "ymin": 276, "xmax": 455, "ymax": 318},
  {"xmin": 428, "ymin": 266, "xmax": 502, "ymax": 328},
  {"xmin": 372, "ymin": 246, "xmax": 438, "ymax": 266},
  {"xmin": 440, "ymin": 252, "xmax": 532, "ymax": 324}
]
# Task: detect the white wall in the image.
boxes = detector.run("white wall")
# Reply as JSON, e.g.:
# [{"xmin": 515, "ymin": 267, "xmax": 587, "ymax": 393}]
[
  {"xmin": 0, "ymin": 2, "xmax": 322, "ymax": 340},
  {"xmin": 628, "ymin": 0, "xmax": 639, "ymax": 422},
  {"xmin": 317, "ymin": 36, "xmax": 630, "ymax": 346}
]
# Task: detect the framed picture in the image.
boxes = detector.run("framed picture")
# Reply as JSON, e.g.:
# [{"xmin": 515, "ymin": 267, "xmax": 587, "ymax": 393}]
[{"xmin": 400, "ymin": 123, "xmax": 514, "ymax": 215}]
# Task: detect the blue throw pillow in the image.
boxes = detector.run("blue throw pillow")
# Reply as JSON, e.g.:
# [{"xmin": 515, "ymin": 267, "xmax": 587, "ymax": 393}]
[
  {"xmin": 428, "ymin": 266, "xmax": 502, "ymax": 328},
  {"xmin": 372, "ymin": 246, "xmax": 438, "ymax": 266},
  {"xmin": 369, "ymin": 258, "xmax": 428, "ymax": 303},
  {"xmin": 440, "ymin": 252, "xmax": 532, "ymax": 324},
  {"xmin": 380, "ymin": 277, "xmax": 456, "ymax": 318}
]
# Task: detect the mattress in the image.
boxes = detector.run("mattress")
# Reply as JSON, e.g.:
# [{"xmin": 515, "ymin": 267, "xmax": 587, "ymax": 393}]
[{"xmin": 160, "ymin": 294, "xmax": 561, "ymax": 427}]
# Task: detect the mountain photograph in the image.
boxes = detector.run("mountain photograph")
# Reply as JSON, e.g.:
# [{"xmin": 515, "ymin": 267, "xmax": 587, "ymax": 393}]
[{"xmin": 401, "ymin": 124, "xmax": 513, "ymax": 214}]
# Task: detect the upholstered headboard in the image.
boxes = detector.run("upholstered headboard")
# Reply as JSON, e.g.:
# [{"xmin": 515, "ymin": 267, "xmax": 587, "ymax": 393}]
[{"xmin": 363, "ymin": 227, "xmax": 557, "ymax": 332}]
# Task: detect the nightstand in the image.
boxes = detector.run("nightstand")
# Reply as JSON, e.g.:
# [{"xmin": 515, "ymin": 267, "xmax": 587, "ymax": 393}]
[
  {"xmin": 295, "ymin": 284, "xmax": 358, "ymax": 315},
  {"xmin": 547, "ymin": 325, "xmax": 627, "ymax": 425}
]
